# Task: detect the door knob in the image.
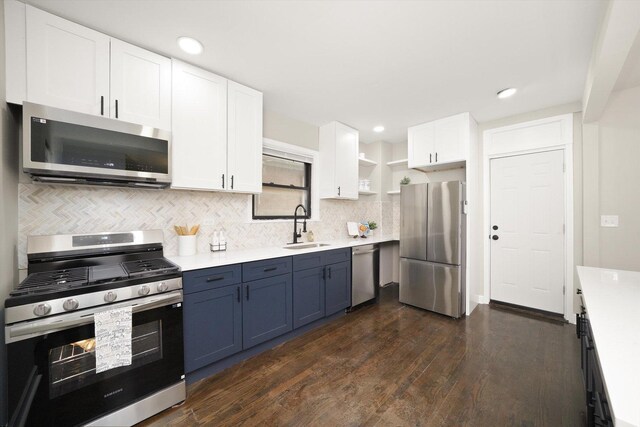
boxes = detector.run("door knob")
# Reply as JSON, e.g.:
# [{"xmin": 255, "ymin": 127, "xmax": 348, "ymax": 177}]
[
  {"xmin": 492, "ymin": 235, "xmax": 499, "ymax": 240},
  {"xmin": 492, "ymin": 225, "xmax": 498, "ymax": 230}
]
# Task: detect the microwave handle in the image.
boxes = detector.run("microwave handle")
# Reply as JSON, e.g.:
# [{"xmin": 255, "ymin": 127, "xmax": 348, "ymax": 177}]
[{"xmin": 6, "ymin": 291, "xmax": 183, "ymax": 343}]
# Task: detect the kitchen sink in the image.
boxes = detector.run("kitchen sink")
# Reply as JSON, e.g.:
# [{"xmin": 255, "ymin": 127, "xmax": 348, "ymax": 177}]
[{"xmin": 283, "ymin": 243, "xmax": 331, "ymax": 250}]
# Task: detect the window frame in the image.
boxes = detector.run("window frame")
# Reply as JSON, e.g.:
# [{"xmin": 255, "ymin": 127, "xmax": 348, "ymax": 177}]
[{"xmin": 250, "ymin": 138, "xmax": 319, "ymax": 222}]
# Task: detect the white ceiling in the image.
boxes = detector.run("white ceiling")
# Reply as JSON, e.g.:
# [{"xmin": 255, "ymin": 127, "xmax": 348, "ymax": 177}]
[{"xmin": 26, "ymin": 0, "xmax": 606, "ymax": 143}]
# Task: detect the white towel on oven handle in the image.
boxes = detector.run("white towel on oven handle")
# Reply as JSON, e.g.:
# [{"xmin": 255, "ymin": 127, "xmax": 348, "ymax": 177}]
[{"xmin": 94, "ymin": 306, "xmax": 132, "ymax": 374}]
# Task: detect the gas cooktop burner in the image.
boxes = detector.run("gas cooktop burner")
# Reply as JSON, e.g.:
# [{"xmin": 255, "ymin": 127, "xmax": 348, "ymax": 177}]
[
  {"xmin": 10, "ymin": 258, "xmax": 180, "ymax": 299},
  {"xmin": 123, "ymin": 258, "xmax": 179, "ymax": 277},
  {"xmin": 14, "ymin": 267, "xmax": 89, "ymax": 295}
]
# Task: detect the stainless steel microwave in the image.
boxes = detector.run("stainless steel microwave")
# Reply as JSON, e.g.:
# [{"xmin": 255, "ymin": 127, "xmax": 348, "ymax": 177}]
[{"xmin": 23, "ymin": 102, "xmax": 171, "ymax": 188}]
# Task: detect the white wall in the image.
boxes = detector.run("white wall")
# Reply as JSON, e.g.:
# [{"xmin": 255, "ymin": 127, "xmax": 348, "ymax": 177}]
[
  {"xmin": 583, "ymin": 85, "xmax": 640, "ymax": 271},
  {"xmin": 263, "ymin": 109, "xmax": 319, "ymax": 150},
  {"xmin": 0, "ymin": 0, "xmax": 21, "ymax": 422}
]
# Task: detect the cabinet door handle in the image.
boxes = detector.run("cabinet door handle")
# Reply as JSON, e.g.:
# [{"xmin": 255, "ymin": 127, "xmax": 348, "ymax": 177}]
[
  {"xmin": 338, "ymin": 186, "xmax": 341, "ymax": 196},
  {"xmin": 206, "ymin": 276, "xmax": 223, "ymax": 282},
  {"xmin": 231, "ymin": 175, "xmax": 234, "ymax": 189},
  {"xmin": 246, "ymin": 285, "xmax": 249, "ymax": 300},
  {"xmin": 263, "ymin": 267, "xmax": 277, "ymax": 272},
  {"xmin": 435, "ymin": 152, "xmax": 438, "ymax": 162},
  {"xmin": 115, "ymin": 99, "xmax": 119, "ymax": 119},
  {"xmin": 328, "ymin": 267, "xmax": 332, "ymax": 279},
  {"xmin": 430, "ymin": 153, "xmax": 432, "ymax": 163},
  {"xmin": 100, "ymin": 96, "xmax": 104, "ymax": 116},
  {"xmin": 236, "ymin": 286, "xmax": 240, "ymax": 302},
  {"xmin": 222, "ymin": 174, "xmax": 225, "ymax": 189}
]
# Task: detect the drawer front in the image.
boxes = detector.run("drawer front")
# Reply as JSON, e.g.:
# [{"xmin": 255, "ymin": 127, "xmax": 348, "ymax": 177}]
[
  {"xmin": 293, "ymin": 252, "xmax": 324, "ymax": 272},
  {"xmin": 323, "ymin": 248, "xmax": 351, "ymax": 265},
  {"xmin": 242, "ymin": 257, "xmax": 292, "ymax": 282},
  {"xmin": 183, "ymin": 264, "xmax": 242, "ymax": 294}
]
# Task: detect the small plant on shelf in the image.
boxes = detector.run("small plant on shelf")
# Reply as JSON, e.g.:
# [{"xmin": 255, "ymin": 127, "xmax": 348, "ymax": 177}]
[
  {"xmin": 368, "ymin": 221, "xmax": 377, "ymax": 230},
  {"xmin": 400, "ymin": 176, "xmax": 411, "ymax": 185}
]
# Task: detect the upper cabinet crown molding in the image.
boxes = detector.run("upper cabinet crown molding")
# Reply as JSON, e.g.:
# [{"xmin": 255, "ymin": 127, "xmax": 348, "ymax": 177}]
[
  {"xmin": 7, "ymin": 1, "xmax": 171, "ymax": 130},
  {"xmin": 408, "ymin": 112, "xmax": 476, "ymax": 172},
  {"xmin": 319, "ymin": 121, "xmax": 359, "ymax": 200}
]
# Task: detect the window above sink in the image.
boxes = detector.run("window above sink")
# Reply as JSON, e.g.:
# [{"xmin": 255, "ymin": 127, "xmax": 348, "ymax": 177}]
[{"xmin": 251, "ymin": 138, "xmax": 320, "ymax": 222}]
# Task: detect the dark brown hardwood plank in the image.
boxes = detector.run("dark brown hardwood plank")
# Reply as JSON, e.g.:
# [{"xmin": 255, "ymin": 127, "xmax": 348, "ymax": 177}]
[{"xmin": 139, "ymin": 285, "xmax": 585, "ymax": 427}]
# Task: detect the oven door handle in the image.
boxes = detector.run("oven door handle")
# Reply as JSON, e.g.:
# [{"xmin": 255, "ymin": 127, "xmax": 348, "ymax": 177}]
[{"xmin": 6, "ymin": 291, "xmax": 183, "ymax": 343}]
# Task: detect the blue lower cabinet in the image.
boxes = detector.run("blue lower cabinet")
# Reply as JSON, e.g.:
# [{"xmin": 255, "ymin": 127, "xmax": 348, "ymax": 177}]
[
  {"xmin": 183, "ymin": 284, "xmax": 242, "ymax": 373},
  {"xmin": 242, "ymin": 274, "xmax": 293, "ymax": 349},
  {"xmin": 293, "ymin": 267, "xmax": 325, "ymax": 329},
  {"xmin": 325, "ymin": 261, "xmax": 351, "ymax": 316}
]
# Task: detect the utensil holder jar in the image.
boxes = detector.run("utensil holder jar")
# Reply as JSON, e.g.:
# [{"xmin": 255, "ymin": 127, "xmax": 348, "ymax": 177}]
[{"xmin": 178, "ymin": 235, "xmax": 197, "ymax": 256}]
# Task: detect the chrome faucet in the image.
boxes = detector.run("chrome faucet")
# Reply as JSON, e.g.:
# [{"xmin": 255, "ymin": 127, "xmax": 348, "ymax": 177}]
[{"xmin": 291, "ymin": 204, "xmax": 307, "ymax": 244}]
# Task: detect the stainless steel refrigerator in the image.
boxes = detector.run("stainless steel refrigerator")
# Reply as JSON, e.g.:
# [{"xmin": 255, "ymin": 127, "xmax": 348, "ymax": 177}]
[{"xmin": 399, "ymin": 181, "xmax": 466, "ymax": 318}]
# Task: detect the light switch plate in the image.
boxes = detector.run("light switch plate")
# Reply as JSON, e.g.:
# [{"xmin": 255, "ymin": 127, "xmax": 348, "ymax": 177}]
[{"xmin": 600, "ymin": 215, "xmax": 619, "ymax": 227}]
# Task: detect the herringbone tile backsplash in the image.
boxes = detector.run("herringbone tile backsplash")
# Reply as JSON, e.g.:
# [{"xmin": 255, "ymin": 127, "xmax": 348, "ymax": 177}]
[{"xmin": 18, "ymin": 184, "xmax": 391, "ymax": 268}]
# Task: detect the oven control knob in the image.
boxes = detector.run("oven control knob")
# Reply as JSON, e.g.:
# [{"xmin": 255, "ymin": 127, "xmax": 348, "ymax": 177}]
[
  {"xmin": 157, "ymin": 282, "xmax": 169, "ymax": 293},
  {"xmin": 138, "ymin": 285, "xmax": 150, "ymax": 296},
  {"xmin": 33, "ymin": 303, "xmax": 51, "ymax": 317},
  {"xmin": 63, "ymin": 298, "xmax": 79, "ymax": 311},
  {"xmin": 104, "ymin": 291, "xmax": 118, "ymax": 303}
]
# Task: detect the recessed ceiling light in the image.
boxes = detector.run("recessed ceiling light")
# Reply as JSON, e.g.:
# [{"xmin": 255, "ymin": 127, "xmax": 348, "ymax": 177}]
[
  {"xmin": 177, "ymin": 36, "xmax": 203, "ymax": 55},
  {"xmin": 497, "ymin": 88, "xmax": 517, "ymax": 99},
  {"xmin": 373, "ymin": 126, "xmax": 385, "ymax": 133}
]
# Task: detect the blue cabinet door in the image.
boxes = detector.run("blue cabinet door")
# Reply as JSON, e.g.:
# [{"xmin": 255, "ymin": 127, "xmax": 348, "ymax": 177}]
[
  {"xmin": 242, "ymin": 274, "xmax": 293, "ymax": 349},
  {"xmin": 325, "ymin": 261, "xmax": 351, "ymax": 315},
  {"xmin": 183, "ymin": 284, "xmax": 242, "ymax": 373},
  {"xmin": 293, "ymin": 267, "xmax": 325, "ymax": 329}
]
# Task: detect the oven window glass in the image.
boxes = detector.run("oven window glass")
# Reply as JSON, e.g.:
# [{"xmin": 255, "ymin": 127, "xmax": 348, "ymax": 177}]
[
  {"xmin": 30, "ymin": 118, "xmax": 169, "ymax": 173},
  {"xmin": 48, "ymin": 320, "xmax": 163, "ymax": 398}
]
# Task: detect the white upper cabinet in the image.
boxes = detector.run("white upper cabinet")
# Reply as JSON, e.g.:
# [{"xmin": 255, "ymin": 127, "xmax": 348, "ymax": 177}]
[
  {"xmin": 171, "ymin": 61, "xmax": 263, "ymax": 194},
  {"xmin": 26, "ymin": 5, "xmax": 110, "ymax": 116},
  {"xmin": 319, "ymin": 121, "xmax": 359, "ymax": 199},
  {"xmin": 408, "ymin": 112, "xmax": 475, "ymax": 170},
  {"xmin": 227, "ymin": 81, "xmax": 263, "ymax": 193},
  {"xmin": 407, "ymin": 122, "xmax": 434, "ymax": 168},
  {"xmin": 17, "ymin": 4, "xmax": 171, "ymax": 129},
  {"xmin": 171, "ymin": 60, "xmax": 227, "ymax": 191},
  {"xmin": 110, "ymin": 39, "xmax": 172, "ymax": 130}
]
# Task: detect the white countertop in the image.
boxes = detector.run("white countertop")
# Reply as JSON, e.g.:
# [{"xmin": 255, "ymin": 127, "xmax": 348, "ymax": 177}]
[
  {"xmin": 577, "ymin": 266, "xmax": 640, "ymax": 427},
  {"xmin": 168, "ymin": 235, "xmax": 399, "ymax": 272}
]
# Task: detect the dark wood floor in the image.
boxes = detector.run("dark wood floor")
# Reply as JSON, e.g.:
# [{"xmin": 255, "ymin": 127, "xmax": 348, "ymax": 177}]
[{"xmin": 140, "ymin": 284, "xmax": 585, "ymax": 426}]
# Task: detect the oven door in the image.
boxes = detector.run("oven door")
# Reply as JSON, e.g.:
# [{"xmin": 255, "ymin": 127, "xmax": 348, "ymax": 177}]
[{"xmin": 6, "ymin": 291, "xmax": 184, "ymax": 427}]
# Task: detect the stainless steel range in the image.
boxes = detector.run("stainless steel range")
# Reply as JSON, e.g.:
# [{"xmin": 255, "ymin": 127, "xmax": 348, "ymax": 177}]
[{"xmin": 4, "ymin": 230, "xmax": 185, "ymax": 427}]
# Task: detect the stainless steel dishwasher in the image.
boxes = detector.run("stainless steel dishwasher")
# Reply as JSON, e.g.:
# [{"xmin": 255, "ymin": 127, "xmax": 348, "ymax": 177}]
[{"xmin": 351, "ymin": 244, "xmax": 380, "ymax": 308}]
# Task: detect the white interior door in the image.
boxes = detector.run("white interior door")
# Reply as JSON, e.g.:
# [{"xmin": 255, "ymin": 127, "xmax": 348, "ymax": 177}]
[{"xmin": 490, "ymin": 150, "xmax": 565, "ymax": 314}]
